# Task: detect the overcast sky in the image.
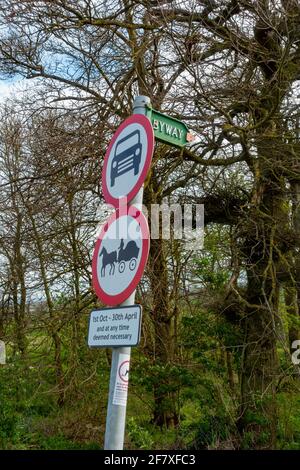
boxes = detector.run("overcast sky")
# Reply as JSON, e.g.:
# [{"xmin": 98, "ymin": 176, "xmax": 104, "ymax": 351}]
[
  {"xmin": 0, "ymin": 77, "xmax": 26, "ymax": 102},
  {"xmin": 0, "ymin": 80, "xmax": 13, "ymax": 100}
]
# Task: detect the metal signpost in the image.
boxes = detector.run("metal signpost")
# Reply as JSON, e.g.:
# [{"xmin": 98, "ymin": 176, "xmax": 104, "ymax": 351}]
[
  {"xmin": 90, "ymin": 96, "xmax": 153, "ymax": 450},
  {"xmin": 90, "ymin": 96, "xmax": 193, "ymax": 450}
]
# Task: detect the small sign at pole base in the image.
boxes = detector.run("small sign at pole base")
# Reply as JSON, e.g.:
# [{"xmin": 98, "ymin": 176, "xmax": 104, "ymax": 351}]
[
  {"xmin": 88, "ymin": 305, "xmax": 142, "ymax": 348},
  {"xmin": 0, "ymin": 340, "xmax": 6, "ymax": 365},
  {"xmin": 113, "ymin": 353, "xmax": 130, "ymax": 407}
]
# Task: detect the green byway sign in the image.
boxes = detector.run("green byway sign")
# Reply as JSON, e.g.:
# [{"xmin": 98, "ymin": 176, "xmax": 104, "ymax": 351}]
[{"xmin": 146, "ymin": 107, "xmax": 194, "ymax": 148}]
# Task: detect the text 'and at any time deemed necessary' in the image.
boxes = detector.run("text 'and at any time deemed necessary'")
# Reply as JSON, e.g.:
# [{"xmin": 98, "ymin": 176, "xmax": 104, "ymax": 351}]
[{"xmin": 88, "ymin": 305, "xmax": 142, "ymax": 348}]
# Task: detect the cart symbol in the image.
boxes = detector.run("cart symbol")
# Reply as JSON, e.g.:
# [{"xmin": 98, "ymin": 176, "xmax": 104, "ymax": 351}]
[
  {"xmin": 118, "ymin": 239, "xmax": 139, "ymax": 273},
  {"xmin": 111, "ymin": 130, "xmax": 142, "ymax": 187},
  {"xmin": 99, "ymin": 239, "xmax": 139, "ymax": 277}
]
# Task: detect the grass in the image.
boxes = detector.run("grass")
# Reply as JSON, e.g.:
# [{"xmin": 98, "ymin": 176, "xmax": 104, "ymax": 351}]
[{"xmin": 1, "ymin": 316, "xmax": 300, "ymax": 450}]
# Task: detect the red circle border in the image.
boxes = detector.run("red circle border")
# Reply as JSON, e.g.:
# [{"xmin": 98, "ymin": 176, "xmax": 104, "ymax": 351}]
[
  {"xmin": 118, "ymin": 360, "xmax": 130, "ymax": 383},
  {"xmin": 92, "ymin": 207, "xmax": 150, "ymax": 306},
  {"xmin": 102, "ymin": 114, "xmax": 154, "ymax": 207}
]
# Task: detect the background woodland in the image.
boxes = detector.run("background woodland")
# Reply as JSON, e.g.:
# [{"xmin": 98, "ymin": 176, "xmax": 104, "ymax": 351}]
[{"xmin": 0, "ymin": 0, "xmax": 300, "ymax": 450}]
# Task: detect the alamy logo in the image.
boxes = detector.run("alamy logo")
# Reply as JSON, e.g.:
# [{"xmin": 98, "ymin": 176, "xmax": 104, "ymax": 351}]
[
  {"xmin": 94, "ymin": 198, "xmax": 204, "ymax": 251},
  {"xmin": 291, "ymin": 340, "xmax": 300, "ymax": 365}
]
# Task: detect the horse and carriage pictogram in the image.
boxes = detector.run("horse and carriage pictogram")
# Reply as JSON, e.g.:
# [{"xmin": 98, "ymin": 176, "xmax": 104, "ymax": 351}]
[{"xmin": 99, "ymin": 239, "xmax": 140, "ymax": 277}]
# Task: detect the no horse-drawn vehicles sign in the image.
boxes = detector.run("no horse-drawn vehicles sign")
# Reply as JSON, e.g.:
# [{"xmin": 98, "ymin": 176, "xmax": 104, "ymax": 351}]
[{"xmin": 92, "ymin": 206, "xmax": 149, "ymax": 306}]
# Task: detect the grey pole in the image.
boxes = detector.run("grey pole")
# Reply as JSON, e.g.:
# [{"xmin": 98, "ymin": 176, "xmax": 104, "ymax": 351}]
[{"xmin": 104, "ymin": 96, "xmax": 151, "ymax": 450}]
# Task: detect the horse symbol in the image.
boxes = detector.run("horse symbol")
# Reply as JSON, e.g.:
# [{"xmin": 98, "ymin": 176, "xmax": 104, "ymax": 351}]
[{"xmin": 99, "ymin": 247, "xmax": 117, "ymax": 277}]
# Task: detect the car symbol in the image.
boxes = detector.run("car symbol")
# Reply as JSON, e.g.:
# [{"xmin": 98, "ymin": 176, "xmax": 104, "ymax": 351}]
[{"xmin": 111, "ymin": 130, "xmax": 142, "ymax": 187}]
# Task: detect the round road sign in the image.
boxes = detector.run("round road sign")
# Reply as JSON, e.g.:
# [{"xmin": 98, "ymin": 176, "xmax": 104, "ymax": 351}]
[
  {"xmin": 102, "ymin": 114, "xmax": 154, "ymax": 207},
  {"xmin": 92, "ymin": 206, "xmax": 150, "ymax": 306}
]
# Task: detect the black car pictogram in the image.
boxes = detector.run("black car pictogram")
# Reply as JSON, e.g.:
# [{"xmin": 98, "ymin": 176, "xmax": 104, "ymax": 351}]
[{"xmin": 111, "ymin": 130, "xmax": 142, "ymax": 187}]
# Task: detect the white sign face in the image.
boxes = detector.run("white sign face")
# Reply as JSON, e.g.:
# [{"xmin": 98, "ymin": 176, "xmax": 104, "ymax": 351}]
[
  {"xmin": 102, "ymin": 114, "xmax": 154, "ymax": 207},
  {"xmin": 97, "ymin": 214, "xmax": 142, "ymax": 296},
  {"xmin": 92, "ymin": 207, "xmax": 149, "ymax": 306},
  {"xmin": 88, "ymin": 305, "xmax": 142, "ymax": 348},
  {"xmin": 105, "ymin": 122, "xmax": 147, "ymax": 197}
]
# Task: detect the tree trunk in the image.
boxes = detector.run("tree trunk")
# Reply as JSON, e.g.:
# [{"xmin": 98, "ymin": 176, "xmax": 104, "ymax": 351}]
[
  {"xmin": 226, "ymin": 350, "xmax": 235, "ymax": 393},
  {"xmin": 149, "ymin": 237, "xmax": 179, "ymax": 427},
  {"xmin": 144, "ymin": 180, "xmax": 179, "ymax": 427},
  {"xmin": 290, "ymin": 180, "xmax": 300, "ymax": 348},
  {"xmin": 285, "ymin": 287, "xmax": 299, "ymax": 353},
  {"xmin": 67, "ymin": 195, "xmax": 81, "ymax": 393},
  {"xmin": 239, "ymin": 130, "xmax": 287, "ymax": 448},
  {"xmin": 11, "ymin": 212, "xmax": 27, "ymax": 357},
  {"xmin": 0, "ymin": 294, "xmax": 5, "ymax": 339},
  {"xmin": 239, "ymin": 270, "xmax": 279, "ymax": 448},
  {"xmin": 27, "ymin": 209, "xmax": 65, "ymax": 406}
]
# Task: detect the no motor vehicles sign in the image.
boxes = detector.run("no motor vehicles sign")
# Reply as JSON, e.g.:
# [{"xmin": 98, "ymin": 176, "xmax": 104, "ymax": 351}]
[{"xmin": 102, "ymin": 114, "xmax": 154, "ymax": 207}]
